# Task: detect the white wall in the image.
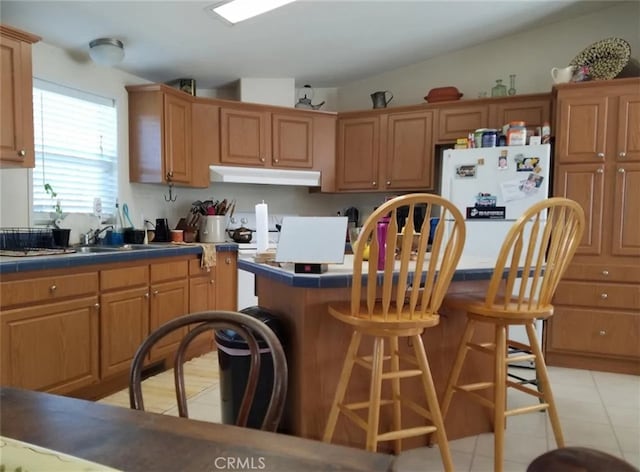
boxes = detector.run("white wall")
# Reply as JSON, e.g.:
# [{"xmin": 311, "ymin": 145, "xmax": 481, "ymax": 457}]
[{"xmin": 337, "ymin": 2, "xmax": 640, "ymax": 111}]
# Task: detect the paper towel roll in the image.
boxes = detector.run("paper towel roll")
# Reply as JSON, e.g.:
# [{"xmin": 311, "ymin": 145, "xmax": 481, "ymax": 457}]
[{"xmin": 255, "ymin": 201, "xmax": 269, "ymax": 253}]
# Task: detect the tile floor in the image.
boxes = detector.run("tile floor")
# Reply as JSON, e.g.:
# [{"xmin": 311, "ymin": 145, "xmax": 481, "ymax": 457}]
[{"xmin": 99, "ymin": 354, "xmax": 639, "ymax": 472}]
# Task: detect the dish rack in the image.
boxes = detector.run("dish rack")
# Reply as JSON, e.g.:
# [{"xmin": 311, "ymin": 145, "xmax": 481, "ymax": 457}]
[{"xmin": 0, "ymin": 227, "xmax": 57, "ymax": 255}]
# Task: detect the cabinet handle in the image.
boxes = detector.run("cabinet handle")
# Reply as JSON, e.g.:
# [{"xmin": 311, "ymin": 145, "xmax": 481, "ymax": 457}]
[
  {"xmin": 225, "ymin": 257, "xmax": 231, "ymax": 264},
  {"xmin": 602, "ymin": 270, "xmax": 609, "ymax": 276},
  {"xmin": 619, "ymin": 151, "xmax": 626, "ymax": 158},
  {"xmin": 386, "ymin": 180, "xmax": 391, "ymax": 186},
  {"xmin": 596, "ymin": 168, "xmax": 604, "ymax": 174},
  {"xmin": 209, "ymin": 279, "xmax": 215, "ymax": 285},
  {"xmin": 598, "ymin": 330, "xmax": 606, "ymax": 336},
  {"xmin": 260, "ymin": 157, "xmax": 265, "ymax": 163},
  {"xmin": 597, "ymin": 152, "xmax": 605, "ymax": 159},
  {"xmin": 49, "ymin": 284, "xmax": 57, "ymax": 293},
  {"xmin": 153, "ymin": 290, "xmax": 159, "ymax": 296},
  {"xmin": 18, "ymin": 149, "xmax": 26, "ymax": 157},
  {"xmin": 600, "ymin": 293, "xmax": 608, "ymax": 299},
  {"xmin": 618, "ymin": 168, "xmax": 626, "ymax": 174},
  {"xmin": 274, "ymin": 158, "xmax": 279, "ymax": 163},
  {"xmin": 166, "ymin": 171, "xmax": 174, "ymax": 180},
  {"xmin": 144, "ymin": 292, "xmax": 150, "ymax": 298},
  {"xmin": 372, "ymin": 181, "xmax": 377, "ymax": 187},
  {"xmin": 94, "ymin": 303, "xmax": 100, "ymax": 310}
]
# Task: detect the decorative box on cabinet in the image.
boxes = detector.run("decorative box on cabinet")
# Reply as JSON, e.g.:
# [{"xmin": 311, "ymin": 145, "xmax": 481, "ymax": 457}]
[
  {"xmin": 0, "ymin": 24, "xmax": 40, "ymax": 168},
  {"xmin": 547, "ymin": 78, "xmax": 640, "ymax": 375}
]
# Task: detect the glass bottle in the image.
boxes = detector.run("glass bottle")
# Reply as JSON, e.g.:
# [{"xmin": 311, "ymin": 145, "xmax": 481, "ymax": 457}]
[
  {"xmin": 491, "ymin": 79, "xmax": 507, "ymax": 97},
  {"xmin": 508, "ymin": 74, "xmax": 517, "ymax": 96}
]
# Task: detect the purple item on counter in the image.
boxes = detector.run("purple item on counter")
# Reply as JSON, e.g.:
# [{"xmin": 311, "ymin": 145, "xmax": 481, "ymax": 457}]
[{"xmin": 377, "ymin": 216, "xmax": 390, "ymax": 270}]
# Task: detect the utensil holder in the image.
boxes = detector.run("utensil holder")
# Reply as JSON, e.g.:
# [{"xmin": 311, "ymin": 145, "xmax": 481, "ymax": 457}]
[{"xmin": 200, "ymin": 215, "xmax": 225, "ymax": 243}]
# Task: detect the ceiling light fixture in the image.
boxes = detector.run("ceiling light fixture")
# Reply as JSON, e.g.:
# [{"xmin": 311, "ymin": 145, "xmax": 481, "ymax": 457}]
[
  {"xmin": 89, "ymin": 38, "xmax": 125, "ymax": 66},
  {"xmin": 209, "ymin": 0, "xmax": 297, "ymax": 24}
]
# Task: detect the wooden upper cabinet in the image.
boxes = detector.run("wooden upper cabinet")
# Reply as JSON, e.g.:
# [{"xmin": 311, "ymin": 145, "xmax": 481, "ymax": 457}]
[
  {"xmin": 272, "ymin": 113, "xmax": 313, "ymax": 168},
  {"xmin": 127, "ymin": 84, "xmax": 208, "ymax": 188},
  {"xmin": 612, "ymin": 162, "xmax": 640, "ymax": 256},
  {"xmin": 219, "ymin": 106, "xmax": 269, "ymax": 166},
  {"xmin": 554, "ymin": 163, "xmax": 605, "ymax": 256},
  {"xmin": 555, "ymin": 95, "xmax": 608, "ymax": 164},
  {"xmin": 0, "ymin": 25, "xmax": 40, "ymax": 168},
  {"xmin": 163, "ymin": 92, "xmax": 192, "ymax": 184},
  {"xmin": 336, "ymin": 115, "xmax": 380, "ymax": 191},
  {"xmin": 191, "ymin": 101, "xmax": 220, "ymax": 188},
  {"xmin": 436, "ymin": 104, "xmax": 489, "ymax": 142},
  {"xmin": 488, "ymin": 96, "xmax": 551, "ymax": 129},
  {"xmin": 617, "ymin": 94, "xmax": 640, "ymax": 162},
  {"xmin": 385, "ymin": 110, "xmax": 435, "ymax": 190}
]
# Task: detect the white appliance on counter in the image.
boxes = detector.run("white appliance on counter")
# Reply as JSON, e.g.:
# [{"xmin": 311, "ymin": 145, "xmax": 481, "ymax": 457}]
[
  {"xmin": 440, "ymin": 144, "xmax": 551, "ymax": 350},
  {"xmin": 230, "ymin": 211, "xmax": 295, "ymax": 310}
]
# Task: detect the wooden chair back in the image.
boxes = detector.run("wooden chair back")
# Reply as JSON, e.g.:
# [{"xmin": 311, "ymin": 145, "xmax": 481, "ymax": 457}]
[
  {"xmin": 483, "ymin": 197, "xmax": 585, "ymax": 313},
  {"xmin": 350, "ymin": 193, "xmax": 466, "ymax": 320},
  {"xmin": 129, "ymin": 310, "xmax": 287, "ymax": 432}
]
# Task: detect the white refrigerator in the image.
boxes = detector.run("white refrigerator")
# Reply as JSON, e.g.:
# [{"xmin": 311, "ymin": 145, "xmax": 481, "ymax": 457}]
[{"xmin": 440, "ymin": 144, "xmax": 551, "ymax": 350}]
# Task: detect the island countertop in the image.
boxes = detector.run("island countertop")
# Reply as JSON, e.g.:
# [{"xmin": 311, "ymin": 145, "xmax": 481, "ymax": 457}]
[{"xmin": 238, "ymin": 254, "xmax": 497, "ymax": 288}]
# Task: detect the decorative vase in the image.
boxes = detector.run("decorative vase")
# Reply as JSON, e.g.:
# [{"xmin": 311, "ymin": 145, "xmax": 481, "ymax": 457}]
[
  {"xmin": 508, "ymin": 74, "xmax": 517, "ymax": 96},
  {"xmin": 491, "ymin": 79, "xmax": 507, "ymax": 97}
]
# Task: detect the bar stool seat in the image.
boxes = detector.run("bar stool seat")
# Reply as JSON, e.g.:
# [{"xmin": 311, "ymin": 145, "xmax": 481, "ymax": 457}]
[
  {"xmin": 322, "ymin": 194, "xmax": 467, "ymax": 472},
  {"xmin": 441, "ymin": 197, "xmax": 585, "ymax": 472}
]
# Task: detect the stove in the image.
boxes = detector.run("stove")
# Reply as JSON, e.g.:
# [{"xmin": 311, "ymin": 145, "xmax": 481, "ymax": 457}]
[{"xmin": 228, "ymin": 211, "xmax": 295, "ymax": 251}]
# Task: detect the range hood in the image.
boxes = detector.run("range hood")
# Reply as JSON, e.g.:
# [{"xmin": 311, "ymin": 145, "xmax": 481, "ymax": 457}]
[{"xmin": 209, "ymin": 165, "xmax": 321, "ymax": 187}]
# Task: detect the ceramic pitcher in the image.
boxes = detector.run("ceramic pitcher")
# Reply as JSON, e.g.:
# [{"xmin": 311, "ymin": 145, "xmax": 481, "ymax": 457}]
[{"xmin": 550, "ymin": 66, "xmax": 575, "ymax": 84}]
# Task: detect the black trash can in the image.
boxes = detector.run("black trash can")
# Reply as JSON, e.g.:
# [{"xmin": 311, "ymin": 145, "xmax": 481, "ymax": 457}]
[{"xmin": 215, "ymin": 306, "xmax": 285, "ymax": 429}]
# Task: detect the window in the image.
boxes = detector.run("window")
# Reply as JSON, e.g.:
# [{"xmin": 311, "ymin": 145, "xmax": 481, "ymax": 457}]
[{"xmin": 32, "ymin": 79, "xmax": 117, "ymax": 220}]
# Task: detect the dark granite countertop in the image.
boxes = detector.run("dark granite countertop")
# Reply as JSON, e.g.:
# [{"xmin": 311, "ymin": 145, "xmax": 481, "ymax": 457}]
[
  {"xmin": 0, "ymin": 243, "xmax": 238, "ymax": 275},
  {"xmin": 238, "ymin": 254, "xmax": 497, "ymax": 289}
]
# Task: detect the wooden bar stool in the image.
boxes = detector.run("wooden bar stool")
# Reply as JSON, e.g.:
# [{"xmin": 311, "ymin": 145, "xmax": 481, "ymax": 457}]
[
  {"xmin": 322, "ymin": 194, "xmax": 466, "ymax": 470},
  {"xmin": 441, "ymin": 197, "xmax": 585, "ymax": 472}
]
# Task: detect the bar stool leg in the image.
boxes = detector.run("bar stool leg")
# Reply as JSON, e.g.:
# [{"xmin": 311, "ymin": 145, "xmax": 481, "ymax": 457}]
[
  {"xmin": 390, "ymin": 336, "xmax": 403, "ymax": 454},
  {"xmin": 441, "ymin": 319, "xmax": 477, "ymax": 418},
  {"xmin": 323, "ymin": 331, "xmax": 363, "ymax": 443},
  {"xmin": 494, "ymin": 324, "xmax": 507, "ymax": 472},
  {"xmin": 412, "ymin": 334, "xmax": 454, "ymax": 472},
  {"xmin": 525, "ymin": 322, "xmax": 564, "ymax": 447},
  {"xmin": 366, "ymin": 336, "xmax": 385, "ymax": 452}
]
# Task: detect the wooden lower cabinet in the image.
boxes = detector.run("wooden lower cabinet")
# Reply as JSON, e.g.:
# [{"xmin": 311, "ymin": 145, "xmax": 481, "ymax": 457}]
[
  {"xmin": 0, "ymin": 251, "xmax": 237, "ymax": 397},
  {"xmin": 1, "ymin": 296, "xmax": 100, "ymax": 393}
]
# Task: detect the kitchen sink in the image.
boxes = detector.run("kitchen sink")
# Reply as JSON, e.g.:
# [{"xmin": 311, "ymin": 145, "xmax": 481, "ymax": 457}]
[{"xmin": 74, "ymin": 244, "xmax": 169, "ymax": 253}]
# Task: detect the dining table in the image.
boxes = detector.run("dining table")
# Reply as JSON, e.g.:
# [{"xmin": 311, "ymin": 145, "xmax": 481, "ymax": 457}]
[{"xmin": 0, "ymin": 387, "xmax": 395, "ymax": 472}]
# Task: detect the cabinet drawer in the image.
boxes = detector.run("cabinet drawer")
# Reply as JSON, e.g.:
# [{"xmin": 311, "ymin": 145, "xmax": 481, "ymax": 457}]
[
  {"xmin": 150, "ymin": 260, "xmax": 189, "ymax": 283},
  {"xmin": 101, "ymin": 264, "xmax": 149, "ymax": 291},
  {"xmin": 563, "ymin": 263, "xmax": 640, "ymax": 283},
  {"xmin": 0, "ymin": 272, "xmax": 98, "ymax": 308},
  {"xmin": 189, "ymin": 258, "xmax": 214, "ymax": 277},
  {"xmin": 554, "ymin": 281, "xmax": 640, "ymax": 310},
  {"xmin": 548, "ymin": 307, "xmax": 640, "ymax": 358}
]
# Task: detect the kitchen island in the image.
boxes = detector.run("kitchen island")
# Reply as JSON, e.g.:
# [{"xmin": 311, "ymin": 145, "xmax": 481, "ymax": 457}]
[{"xmin": 238, "ymin": 255, "xmax": 498, "ymax": 452}]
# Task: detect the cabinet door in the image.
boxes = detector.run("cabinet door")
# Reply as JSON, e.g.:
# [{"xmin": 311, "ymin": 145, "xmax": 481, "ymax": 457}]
[
  {"xmin": 0, "ymin": 296, "xmax": 99, "ymax": 393},
  {"xmin": 612, "ymin": 162, "xmax": 640, "ymax": 256},
  {"xmin": 617, "ymin": 94, "xmax": 640, "ymax": 163},
  {"xmin": 554, "ymin": 163, "xmax": 605, "ymax": 256},
  {"xmin": 220, "ymin": 107, "xmax": 269, "ymax": 166},
  {"xmin": 272, "ymin": 113, "xmax": 313, "ymax": 168},
  {"xmin": 489, "ymin": 98, "xmax": 551, "ymax": 129},
  {"xmin": 0, "ymin": 35, "xmax": 35, "ymax": 167},
  {"xmin": 190, "ymin": 275, "xmax": 215, "ymax": 312},
  {"xmin": 192, "ymin": 101, "xmax": 220, "ymax": 187},
  {"xmin": 149, "ymin": 279, "xmax": 189, "ymax": 360},
  {"xmin": 164, "ymin": 93, "xmax": 192, "ymax": 184},
  {"xmin": 100, "ymin": 287, "xmax": 149, "ymax": 378},
  {"xmin": 385, "ymin": 110, "xmax": 435, "ymax": 190},
  {"xmin": 336, "ymin": 116, "xmax": 380, "ymax": 191},
  {"xmin": 215, "ymin": 252, "xmax": 237, "ymax": 311},
  {"xmin": 556, "ymin": 96, "xmax": 608, "ymax": 164},
  {"xmin": 435, "ymin": 104, "xmax": 489, "ymax": 142}
]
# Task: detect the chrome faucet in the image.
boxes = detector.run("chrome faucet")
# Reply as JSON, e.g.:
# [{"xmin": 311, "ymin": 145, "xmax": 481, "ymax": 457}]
[{"xmin": 84, "ymin": 225, "xmax": 114, "ymax": 245}]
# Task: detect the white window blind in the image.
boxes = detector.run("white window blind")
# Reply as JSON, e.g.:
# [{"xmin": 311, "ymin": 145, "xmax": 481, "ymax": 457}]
[{"xmin": 32, "ymin": 79, "xmax": 118, "ymax": 218}]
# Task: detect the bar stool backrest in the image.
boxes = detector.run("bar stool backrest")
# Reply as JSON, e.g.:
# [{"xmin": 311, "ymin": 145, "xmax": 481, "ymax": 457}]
[
  {"xmin": 350, "ymin": 193, "xmax": 466, "ymax": 320},
  {"xmin": 483, "ymin": 197, "xmax": 585, "ymax": 313}
]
